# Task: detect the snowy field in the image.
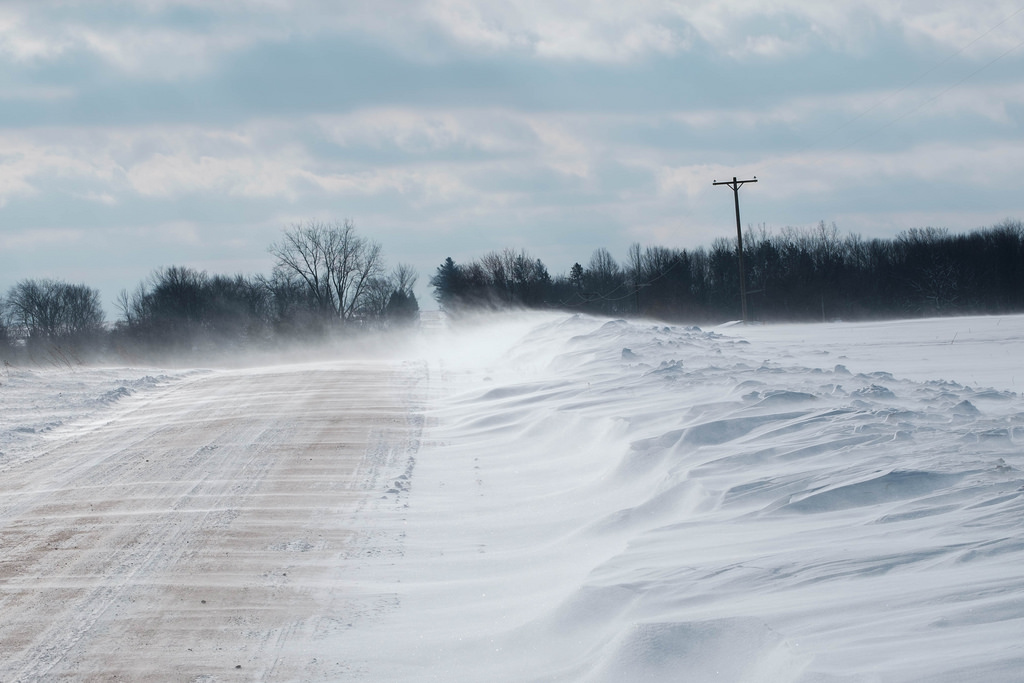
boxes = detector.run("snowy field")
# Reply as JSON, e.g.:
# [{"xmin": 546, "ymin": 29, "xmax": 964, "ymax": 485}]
[{"xmin": 1, "ymin": 313, "xmax": 1023, "ymax": 681}]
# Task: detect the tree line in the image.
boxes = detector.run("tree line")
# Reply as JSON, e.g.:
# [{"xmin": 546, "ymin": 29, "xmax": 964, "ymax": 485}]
[
  {"xmin": 6, "ymin": 217, "xmax": 1022, "ymax": 365},
  {"xmin": 431, "ymin": 219, "xmax": 1024, "ymax": 322},
  {"xmin": 1, "ymin": 220, "xmax": 419, "ymax": 363}
]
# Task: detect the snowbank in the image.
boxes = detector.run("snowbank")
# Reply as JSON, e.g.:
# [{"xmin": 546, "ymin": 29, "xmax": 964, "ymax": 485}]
[
  {"xmin": 2, "ymin": 313, "xmax": 1023, "ymax": 681},
  {"xmin": 342, "ymin": 313, "xmax": 1024, "ymax": 682}
]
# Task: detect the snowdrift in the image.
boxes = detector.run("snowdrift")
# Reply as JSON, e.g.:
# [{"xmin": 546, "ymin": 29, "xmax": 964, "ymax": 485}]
[
  {"xmin": 343, "ymin": 313, "xmax": 1024, "ymax": 682},
  {"xmin": 2, "ymin": 313, "xmax": 1023, "ymax": 681}
]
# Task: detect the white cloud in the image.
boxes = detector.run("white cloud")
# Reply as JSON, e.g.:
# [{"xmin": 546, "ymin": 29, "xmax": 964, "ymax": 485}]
[
  {"xmin": 0, "ymin": 2, "xmax": 295, "ymax": 79},
  {"xmin": 0, "ymin": 135, "xmax": 110, "ymax": 204},
  {"xmin": 1, "ymin": 82, "xmax": 1019, "ymax": 217},
  {"xmin": 112, "ymin": 120, "xmax": 488, "ymax": 203},
  {"xmin": 895, "ymin": 2, "xmax": 1024, "ymax": 55},
  {"xmin": 424, "ymin": 0, "xmax": 692, "ymax": 61},
  {"xmin": 0, "ymin": 0, "xmax": 1019, "ymax": 78},
  {"xmin": 125, "ymin": 151, "xmax": 302, "ymax": 198},
  {"xmin": 750, "ymin": 138, "xmax": 1024, "ymax": 200},
  {"xmin": 309, "ymin": 166, "xmax": 476, "ymax": 206},
  {"xmin": 0, "ymin": 227, "xmax": 85, "ymax": 250},
  {"xmin": 312, "ymin": 110, "xmax": 516, "ymax": 155},
  {"xmin": 74, "ymin": 190, "xmax": 117, "ymax": 205},
  {"xmin": 739, "ymin": 33, "xmax": 803, "ymax": 59},
  {"xmin": 0, "ymin": 9, "xmax": 69, "ymax": 61},
  {"xmin": 656, "ymin": 163, "xmax": 737, "ymax": 200},
  {"xmin": 312, "ymin": 108, "xmax": 597, "ymax": 180},
  {"xmin": 69, "ymin": 25, "xmax": 263, "ymax": 79},
  {"xmin": 419, "ymin": 0, "xmax": 1024, "ymax": 61},
  {"xmin": 665, "ymin": 79, "xmax": 1024, "ymax": 140},
  {"xmin": 0, "ymin": 117, "xmax": 524, "ymax": 208}
]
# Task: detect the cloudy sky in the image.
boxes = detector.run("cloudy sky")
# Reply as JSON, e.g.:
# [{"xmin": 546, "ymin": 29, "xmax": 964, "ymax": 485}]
[{"xmin": 2, "ymin": 0, "xmax": 1023, "ymax": 312}]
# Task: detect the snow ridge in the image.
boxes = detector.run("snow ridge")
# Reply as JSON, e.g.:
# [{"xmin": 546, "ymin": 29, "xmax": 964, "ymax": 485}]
[
  {"xmin": 0, "ymin": 367, "xmax": 195, "ymax": 465},
  {"xmin": 349, "ymin": 313, "xmax": 1024, "ymax": 682}
]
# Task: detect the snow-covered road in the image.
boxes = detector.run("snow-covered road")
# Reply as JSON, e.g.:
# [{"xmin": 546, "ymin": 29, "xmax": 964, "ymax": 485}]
[
  {"xmin": 2, "ymin": 313, "xmax": 1024, "ymax": 682},
  {"xmin": 0, "ymin": 362, "xmax": 424, "ymax": 680}
]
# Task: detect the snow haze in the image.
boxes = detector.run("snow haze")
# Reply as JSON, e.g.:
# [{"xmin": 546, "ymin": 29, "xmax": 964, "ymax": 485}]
[{"xmin": 1, "ymin": 313, "xmax": 1023, "ymax": 680}]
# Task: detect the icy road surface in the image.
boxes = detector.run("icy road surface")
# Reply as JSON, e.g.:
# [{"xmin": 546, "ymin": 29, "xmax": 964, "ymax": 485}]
[
  {"xmin": 0, "ymin": 362, "xmax": 424, "ymax": 680},
  {"xmin": 2, "ymin": 313, "xmax": 1024, "ymax": 682}
]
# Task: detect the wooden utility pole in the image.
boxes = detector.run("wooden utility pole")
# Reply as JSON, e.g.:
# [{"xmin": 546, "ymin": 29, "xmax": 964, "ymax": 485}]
[{"xmin": 713, "ymin": 176, "xmax": 757, "ymax": 322}]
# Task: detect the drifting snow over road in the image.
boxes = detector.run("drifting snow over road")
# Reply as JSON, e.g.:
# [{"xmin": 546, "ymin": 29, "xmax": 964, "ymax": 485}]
[
  {"xmin": 2, "ymin": 313, "xmax": 1023, "ymax": 681},
  {"xmin": 0, "ymin": 362, "xmax": 424, "ymax": 680}
]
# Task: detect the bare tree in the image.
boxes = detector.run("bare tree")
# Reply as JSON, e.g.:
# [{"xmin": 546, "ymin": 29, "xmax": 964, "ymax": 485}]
[
  {"xmin": 391, "ymin": 263, "xmax": 418, "ymax": 296},
  {"xmin": 625, "ymin": 242, "xmax": 643, "ymax": 285},
  {"xmin": 352, "ymin": 262, "xmax": 422, "ymax": 325},
  {"xmin": 475, "ymin": 248, "xmax": 552, "ymax": 306},
  {"xmin": 269, "ymin": 219, "xmax": 386, "ymax": 324},
  {"xmin": 259, "ymin": 271, "xmax": 324, "ymax": 334},
  {"xmin": 268, "ymin": 221, "xmax": 336, "ymax": 315},
  {"xmin": 361, "ymin": 276, "xmax": 395, "ymax": 322},
  {"xmin": 4, "ymin": 279, "xmax": 104, "ymax": 344},
  {"xmin": 0, "ymin": 294, "xmax": 9, "ymax": 353},
  {"xmin": 479, "ymin": 250, "xmax": 511, "ymax": 302},
  {"xmin": 586, "ymin": 248, "xmax": 622, "ymax": 294},
  {"xmin": 115, "ymin": 284, "xmax": 148, "ymax": 328},
  {"xmin": 337, "ymin": 236, "xmax": 385, "ymax": 321},
  {"xmin": 60, "ymin": 284, "xmax": 105, "ymax": 339},
  {"xmin": 5, "ymin": 280, "xmax": 58, "ymax": 340}
]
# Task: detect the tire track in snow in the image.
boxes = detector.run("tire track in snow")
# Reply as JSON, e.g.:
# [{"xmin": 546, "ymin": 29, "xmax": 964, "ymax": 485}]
[{"xmin": 0, "ymin": 361, "xmax": 425, "ymax": 681}]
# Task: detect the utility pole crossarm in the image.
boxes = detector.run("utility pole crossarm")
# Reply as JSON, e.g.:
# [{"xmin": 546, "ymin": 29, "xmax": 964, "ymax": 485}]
[
  {"xmin": 712, "ymin": 177, "xmax": 758, "ymax": 189},
  {"xmin": 712, "ymin": 175, "xmax": 758, "ymax": 323}
]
